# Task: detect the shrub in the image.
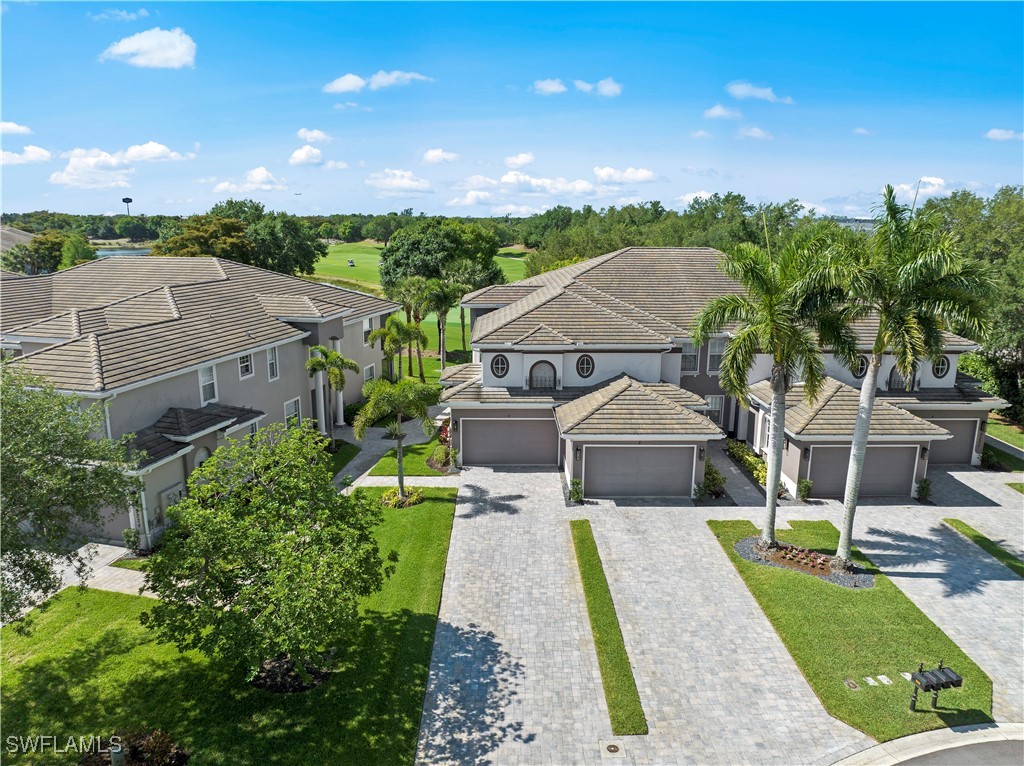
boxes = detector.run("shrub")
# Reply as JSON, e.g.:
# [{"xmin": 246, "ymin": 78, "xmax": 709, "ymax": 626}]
[
  {"xmin": 726, "ymin": 439, "xmax": 767, "ymax": 485},
  {"xmin": 449, "ymin": 447, "xmax": 459, "ymax": 467},
  {"xmin": 696, "ymin": 462, "xmax": 727, "ymax": 501},
  {"xmin": 569, "ymin": 478, "xmax": 584, "ymax": 503},
  {"xmin": 343, "ymin": 401, "xmax": 365, "ymax": 425},
  {"xmin": 430, "ymin": 443, "xmax": 450, "ymax": 467},
  {"xmin": 980, "ymin": 446, "xmax": 1003, "ymax": 471},
  {"xmin": 797, "ymin": 479, "xmax": 814, "ymax": 502},
  {"xmin": 916, "ymin": 478, "xmax": 932, "ymax": 503},
  {"xmin": 122, "ymin": 527, "xmax": 140, "ymax": 555},
  {"xmin": 380, "ymin": 487, "xmax": 424, "ymax": 508}
]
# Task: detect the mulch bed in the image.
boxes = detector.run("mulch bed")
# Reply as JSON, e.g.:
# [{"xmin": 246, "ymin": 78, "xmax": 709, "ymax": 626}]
[
  {"xmin": 425, "ymin": 457, "xmax": 459, "ymax": 475},
  {"xmin": 250, "ymin": 656, "xmax": 331, "ymax": 693},
  {"xmin": 733, "ymin": 536, "xmax": 875, "ymax": 589},
  {"xmin": 78, "ymin": 730, "xmax": 189, "ymax": 765}
]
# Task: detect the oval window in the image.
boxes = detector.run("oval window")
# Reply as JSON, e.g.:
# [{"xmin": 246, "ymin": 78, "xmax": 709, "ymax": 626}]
[
  {"xmin": 932, "ymin": 356, "xmax": 950, "ymax": 379},
  {"xmin": 490, "ymin": 354, "xmax": 509, "ymax": 379},
  {"xmin": 853, "ymin": 355, "xmax": 869, "ymax": 379},
  {"xmin": 576, "ymin": 354, "xmax": 595, "ymax": 379}
]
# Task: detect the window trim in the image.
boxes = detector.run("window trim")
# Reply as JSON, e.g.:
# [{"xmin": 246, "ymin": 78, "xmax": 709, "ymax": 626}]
[
  {"xmin": 707, "ymin": 339, "xmax": 726, "ymax": 375},
  {"xmin": 852, "ymin": 355, "xmax": 869, "ymax": 380},
  {"xmin": 705, "ymin": 394, "xmax": 725, "ymax": 425},
  {"xmin": 680, "ymin": 340, "xmax": 699, "ymax": 374},
  {"xmin": 932, "ymin": 356, "xmax": 950, "ymax": 379},
  {"xmin": 490, "ymin": 354, "xmax": 509, "ymax": 379},
  {"xmin": 363, "ymin": 317, "xmax": 372, "ymax": 346},
  {"xmin": 238, "ymin": 353, "xmax": 254, "ymax": 380},
  {"xmin": 248, "ymin": 422, "xmax": 259, "ymax": 438},
  {"xmin": 528, "ymin": 360, "xmax": 556, "ymax": 390},
  {"xmin": 363, "ymin": 364, "xmax": 375, "ymax": 383},
  {"xmin": 199, "ymin": 364, "xmax": 218, "ymax": 404},
  {"xmin": 267, "ymin": 346, "xmax": 279, "ymax": 381},
  {"xmin": 575, "ymin": 354, "xmax": 595, "ymax": 379},
  {"xmin": 283, "ymin": 397, "xmax": 301, "ymax": 424}
]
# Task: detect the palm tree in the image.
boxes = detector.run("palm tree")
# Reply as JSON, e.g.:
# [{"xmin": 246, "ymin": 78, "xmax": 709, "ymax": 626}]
[
  {"xmin": 422, "ymin": 278, "xmax": 466, "ymax": 370},
  {"xmin": 305, "ymin": 344, "xmax": 359, "ymax": 435},
  {"xmin": 386, "ymin": 276, "xmax": 428, "ymax": 377},
  {"xmin": 352, "ymin": 378, "xmax": 438, "ymax": 499},
  {"xmin": 447, "ymin": 258, "xmax": 488, "ymax": 352},
  {"xmin": 368, "ymin": 315, "xmax": 426, "ymax": 380},
  {"xmin": 828, "ymin": 185, "xmax": 993, "ymax": 570},
  {"xmin": 693, "ymin": 228, "xmax": 856, "ymax": 550}
]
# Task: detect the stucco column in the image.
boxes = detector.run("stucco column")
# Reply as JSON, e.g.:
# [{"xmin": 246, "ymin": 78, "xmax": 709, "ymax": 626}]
[
  {"xmin": 331, "ymin": 337, "xmax": 344, "ymax": 425},
  {"xmin": 312, "ymin": 349, "xmax": 328, "ymax": 436}
]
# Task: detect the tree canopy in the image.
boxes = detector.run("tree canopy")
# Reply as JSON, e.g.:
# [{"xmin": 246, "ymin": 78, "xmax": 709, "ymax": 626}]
[
  {"xmin": 378, "ymin": 218, "xmax": 504, "ymax": 293},
  {"xmin": 1, "ymin": 230, "xmax": 67, "ymax": 274}
]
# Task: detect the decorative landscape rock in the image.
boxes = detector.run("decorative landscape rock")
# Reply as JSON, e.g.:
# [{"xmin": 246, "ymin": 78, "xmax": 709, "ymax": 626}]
[{"xmin": 733, "ymin": 536, "xmax": 875, "ymax": 589}]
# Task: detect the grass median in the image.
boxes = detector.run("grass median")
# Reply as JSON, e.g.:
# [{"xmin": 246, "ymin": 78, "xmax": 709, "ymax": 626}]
[
  {"xmin": 943, "ymin": 518, "xmax": 1024, "ymax": 578},
  {"xmin": 707, "ymin": 519, "xmax": 993, "ymax": 742},
  {"xmin": 570, "ymin": 519, "xmax": 648, "ymax": 736}
]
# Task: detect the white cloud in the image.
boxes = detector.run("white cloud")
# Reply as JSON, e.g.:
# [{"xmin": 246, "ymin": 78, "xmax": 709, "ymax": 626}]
[
  {"xmin": 677, "ymin": 190, "xmax": 712, "ymax": 206},
  {"xmin": 213, "ymin": 167, "xmax": 286, "ymax": 194},
  {"xmin": 1, "ymin": 121, "xmax": 31, "ymax": 135},
  {"xmin": 447, "ymin": 190, "xmax": 492, "ymax": 207},
  {"xmin": 704, "ymin": 104, "xmax": 741, "ymax": 119},
  {"xmin": 333, "ymin": 101, "xmax": 362, "ymax": 110},
  {"xmin": 893, "ymin": 176, "xmax": 950, "ymax": 203},
  {"xmin": 324, "ymin": 160, "xmax": 349, "ymax": 171},
  {"xmin": 533, "ymin": 78, "xmax": 567, "ymax": 95},
  {"xmin": 289, "ymin": 145, "xmax": 323, "ymax": 166},
  {"xmin": 682, "ymin": 165, "xmax": 718, "ymax": 177},
  {"xmin": 1, "ymin": 145, "xmax": 52, "ymax": 166},
  {"xmin": 457, "ymin": 174, "xmax": 499, "ymax": 189},
  {"xmin": 573, "ymin": 79, "xmax": 593, "ymax": 93},
  {"xmin": 48, "ymin": 141, "xmax": 191, "ymax": 188},
  {"xmin": 504, "ymin": 151, "xmax": 535, "ymax": 169},
  {"xmin": 737, "ymin": 126, "xmax": 772, "ymax": 140},
  {"xmin": 726, "ymin": 81, "xmax": 793, "ymax": 104},
  {"xmin": 99, "ymin": 27, "xmax": 196, "ymax": 68},
  {"xmin": 853, "ymin": 127, "xmax": 872, "ymax": 136},
  {"xmin": 690, "ymin": 130, "xmax": 713, "ymax": 139},
  {"xmin": 324, "ymin": 74, "xmax": 366, "ymax": 93},
  {"xmin": 364, "ymin": 168, "xmax": 431, "ymax": 196},
  {"xmin": 492, "ymin": 203, "xmax": 546, "ymax": 216},
  {"xmin": 984, "ymin": 128, "xmax": 1024, "ymax": 141},
  {"xmin": 368, "ymin": 70, "xmax": 432, "ymax": 90},
  {"xmin": 797, "ymin": 200, "xmax": 828, "ymax": 215},
  {"xmin": 195, "ymin": 175, "xmax": 218, "ymax": 183},
  {"xmin": 595, "ymin": 77, "xmax": 622, "ymax": 97},
  {"xmin": 422, "ymin": 148, "xmax": 459, "ymax": 164},
  {"xmin": 297, "ymin": 128, "xmax": 331, "ymax": 143},
  {"xmin": 593, "ymin": 166, "xmax": 656, "ymax": 183},
  {"xmin": 500, "ymin": 170, "xmax": 593, "ymax": 195},
  {"xmin": 89, "ymin": 8, "xmax": 149, "ymax": 22}
]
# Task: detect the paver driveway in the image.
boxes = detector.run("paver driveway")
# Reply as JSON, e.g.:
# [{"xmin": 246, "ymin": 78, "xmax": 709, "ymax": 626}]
[{"xmin": 415, "ymin": 467, "xmax": 872, "ymax": 765}]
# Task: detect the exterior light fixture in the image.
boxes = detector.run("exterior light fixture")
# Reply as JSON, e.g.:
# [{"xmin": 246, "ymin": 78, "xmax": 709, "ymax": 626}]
[
  {"xmin": 575, "ymin": 445, "xmax": 582, "ymax": 460},
  {"xmin": 803, "ymin": 447, "xmax": 811, "ymax": 462},
  {"xmin": 921, "ymin": 447, "xmax": 929, "ymax": 459},
  {"xmin": 698, "ymin": 446, "xmax": 706, "ymax": 460}
]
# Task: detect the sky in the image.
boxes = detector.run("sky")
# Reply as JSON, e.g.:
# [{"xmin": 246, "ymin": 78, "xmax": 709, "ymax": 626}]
[{"xmin": 2, "ymin": 1, "xmax": 1022, "ymax": 218}]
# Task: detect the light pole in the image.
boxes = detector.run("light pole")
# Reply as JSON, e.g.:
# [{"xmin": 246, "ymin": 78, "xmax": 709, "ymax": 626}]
[{"xmin": 122, "ymin": 197, "xmax": 133, "ymax": 216}]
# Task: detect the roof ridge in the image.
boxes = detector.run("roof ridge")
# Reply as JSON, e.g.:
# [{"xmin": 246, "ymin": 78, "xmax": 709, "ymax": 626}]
[
  {"xmin": 473, "ymin": 284, "xmax": 566, "ymax": 342},
  {"xmin": 70, "ymin": 309, "xmax": 82, "ymax": 337},
  {"xmin": 87, "ymin": 333, "xmax": 104, "ymax": 391},
  {"xmin": 514, "ymin": 323, "xmax": 574, "ymax": 345},
  {"xmin": 164, "ymin": 286, "xmax": 182, "ymax": 320},
  {"xmin": 559, "ymin": 375, "xmax": 633, "ymax": 431}
]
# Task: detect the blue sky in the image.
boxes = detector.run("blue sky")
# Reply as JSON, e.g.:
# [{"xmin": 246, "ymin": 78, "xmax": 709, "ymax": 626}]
[{"xmin": 2, "ymin": 1, "xmax": 1022, "ymax": 218}]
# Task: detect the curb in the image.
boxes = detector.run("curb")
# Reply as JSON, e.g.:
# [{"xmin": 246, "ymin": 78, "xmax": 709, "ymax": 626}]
[
  {"xmin": 832, "ymin": 722, "xmax": 1024, "ymax": 765},
  {"xmin": 985, "ymin": 435, "xmax": 1024, "ymax": 461}
]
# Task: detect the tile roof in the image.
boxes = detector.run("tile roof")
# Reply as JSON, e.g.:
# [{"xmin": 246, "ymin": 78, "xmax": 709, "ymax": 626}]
[
  {"xmin": 439, "ymin": 362, "xmax": 481, "ymax": 387},
  {"xmin": 130, "ymin": 430, "xmax": 192, "ymax": 469},
  {"xmin": 461, "ymin": 284, "xmax": 542, "ymax": 306},
  {"xmin": 747, "ymin": 377, "xmax": 951, "ymax": 440},
  {"xmin": 4, "ymin": 257, "xmax": 399, "ymax": 392},
  {"xmin": 153, "ymin": 403, "xmax": 264, "ymax": 439},
  {"xmin": 440, "ymin": 374, "xmax": 601, "ymax": 406},
  {"xmin": 555, "ymin": 375, "xmax": 719, "ymax": 437}
]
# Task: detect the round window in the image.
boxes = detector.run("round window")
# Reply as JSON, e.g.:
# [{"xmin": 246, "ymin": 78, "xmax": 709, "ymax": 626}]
[
  {"xmin": 576, "ymin": 354, "xmax": 595, "ymax": 379},
  {"xmin": 490, "ymin": 354, "xmax": 509, "ymax": 379},
  {"xmin": 853, "ymin": 355, "xmax": 869, "ymax": 379},
  {"xmin": 932, "ymin": 356, "xmax": 950, "ymax": 379}
]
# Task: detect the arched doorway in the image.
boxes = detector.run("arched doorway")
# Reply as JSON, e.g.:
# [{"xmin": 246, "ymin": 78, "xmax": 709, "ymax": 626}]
[{"xmin": 529, "ymin": 361, "xmax": 556, "ymax": 389}]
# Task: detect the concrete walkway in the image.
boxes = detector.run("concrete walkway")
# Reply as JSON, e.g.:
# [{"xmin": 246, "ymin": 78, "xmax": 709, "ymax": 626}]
[
  {"xmin": 707, "ymin": 443, "xmax": 764, "ymax": 505},
  {"xmin": 355, "ymin": 475, "xmax": 461, "ymax": 488},
  {"xmin": 834, "ymin": 722, "xmax": 1024, "ymax": 766},
  {"xmin": 55, "ymin": 543, "xmax": 153, "ymax": 598}
]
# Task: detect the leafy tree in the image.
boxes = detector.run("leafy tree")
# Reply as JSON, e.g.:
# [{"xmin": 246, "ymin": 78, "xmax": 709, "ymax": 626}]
[
  {"xmin": 317, "ymin": 222, "xmax": 338, "ymax": 240},
  {"xmin": 828, "ymin": 186, "xmax": 993, "ymax": 570},
  {"xmin": 363, "ymin": 213, "xmax": 406, "ymax": 246},
  {"xmin": 1, "ymin": 230, "xmax": 65, "ymax": 274},
  {"xmin": 1, "ymin": 365, "xmax": 140, "ymax": 623},
  {"xmin": 209, "ymin": 198, "xmax": 267, "ymax": 226},
  {"xmin": 114, "ymin": 216, "xmax": 158, "ymax": 242},
  {"xmin": 141, "ymin": 423, "xmax": 392, "ymax": 680},
  {"xmin": 150, "ymin": 215, "xmax": 254, "ymax": 262},
  {"xmin": 377, "ymin": 218, "xmax": 503, "ymax": 293},
  {"xmin": 58, "ymin": 233, "xmax": 97, "ymax": 270},
  {"xmin": 305, "ymin": 344, "xmax": 359, "ymax": 430},
  {"xmin": 352, "ymin": 379, "xmax": 438, "ymax": 499},
  {"xmin": 693, "ymin": 226, "xmax": 856, "ymax": 549},
  {"xmin": 246, "ymin": 212, "xmax": 326, "ymax": 275}
]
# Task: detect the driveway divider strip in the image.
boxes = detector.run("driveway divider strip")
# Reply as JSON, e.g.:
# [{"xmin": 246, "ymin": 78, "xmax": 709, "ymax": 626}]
[{"xmin": 943, "ymin": 518, "xmax": 1024, "ymax": 578}]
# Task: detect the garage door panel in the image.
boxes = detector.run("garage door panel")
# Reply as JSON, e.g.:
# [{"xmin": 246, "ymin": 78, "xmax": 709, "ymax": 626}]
[
  {"xmin": 928, "ymin": 420, "xmax": 976, "ymax": 464},
  {"xmin": 810, "ymin": 446, "xmax": 917, "ymax": 497},
  {"xmin": 461, "ymin": 419, "xmax": 558, "ymax": 465},
  {"xmin": 584, "ymin": 446, "xmax": 694, "ymax": 498}
]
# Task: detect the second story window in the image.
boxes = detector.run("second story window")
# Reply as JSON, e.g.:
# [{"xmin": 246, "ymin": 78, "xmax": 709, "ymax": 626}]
[
  {"xmin": 932, "ymin": 356, "xmax": 950, "ymax": 379},
  {"xmin": 267, "ymin": 347, "xmax": 279, "ymax": 381},
  {"xmin": 680, "ymin": 341, "xmax": 699, "ymax": 373},
  {"xmin": 852, "ymin": 355, "xmax": 869, "ymax": 379},
  {"xmin": 576, "ymin": 354, "xmax": 595, "ymax": 378},
  {"xmin": 708, "ymin": 339, "xmax": 726, "ymax": 374},
  {"xmin": 199, "ymin": 365, "xmax": 217, "ymax": 404},
  {"xmin": 490, "ymin": 354, "xmax": 509, "ymax": 378},
  {"xmin": 363, "ymin": 317, "xmax": 372, "ymax": 346},
  {"xmin": 705, "ymin": 394, "xmax": 725, "ymax": 425},
  {"xmin": 238, "ymin": 354, "xmax": 254, "ymax": 379}
]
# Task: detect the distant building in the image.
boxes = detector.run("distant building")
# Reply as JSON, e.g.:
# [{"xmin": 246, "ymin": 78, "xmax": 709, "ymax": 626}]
[{"xmin": 0, "ymin": 224, "xmax": 37, "ymax": 253}]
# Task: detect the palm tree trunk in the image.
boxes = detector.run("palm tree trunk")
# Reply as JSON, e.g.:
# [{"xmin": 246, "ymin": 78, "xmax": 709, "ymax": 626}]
[
  {"xmin": 396, "ymin": 435, "xmax": 405, "ymax": 499},
  {"xmin": 325, "ymin": 383, "xmax": 334, "ymax": 442},
  {"xmin": 833, "ymin": 353, "xmax": 881, "ymax": 570},
  {"xmin": 416, "ymin": 339, "xmax": 426, "ymax": 382},
  {"xmin": 758, "ymin": 366, "xmax": 787, "ymax": 550},
  {"xmin": 461, "ymin": 306, "xmax": 467, "ymax": 352},
  {"xmin": 405, "ymin": 306, "xmax": 414, "ymax": 373},
  {"xmin": 439, "ymin": 317, "xmax": 447, "ymax": 370},
  {"xmin": 397, "ymin": 350, "xmax": 403, "ymax": 380}
]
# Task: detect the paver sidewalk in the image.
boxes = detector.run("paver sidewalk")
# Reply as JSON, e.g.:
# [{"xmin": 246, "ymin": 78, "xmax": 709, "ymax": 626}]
[{"xmin": 55, "ymin": 543, "xmax": 153, "ymax": 598}]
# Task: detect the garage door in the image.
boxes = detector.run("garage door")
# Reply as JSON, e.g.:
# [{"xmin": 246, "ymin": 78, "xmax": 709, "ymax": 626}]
[
  {"xmin": 584, "ymin": 446, "xmax": 694, "ymax": 498},
  {"xmin": 928, "ymin": 420, "xmax": 976, "ymax": 464},
  {"xmin": 809, "ymin": 446, "xmax": 918, "ymax": 497},
  {"xmin": 460, "ymin": 419, "xmax": 559, "ymax": 465}
]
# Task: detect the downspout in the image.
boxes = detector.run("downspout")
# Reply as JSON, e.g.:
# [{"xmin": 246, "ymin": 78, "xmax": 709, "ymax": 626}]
[
  {"xmin": 312, "ymin": 348, "xmax": 328, "ymax": 436},
  {"xmin": 138, "ymin": 487, "xmax": 152, "ymax": 550},
  {"xmin": 332, "ymin": 337, "xmax": 345, "ymax": 425}
]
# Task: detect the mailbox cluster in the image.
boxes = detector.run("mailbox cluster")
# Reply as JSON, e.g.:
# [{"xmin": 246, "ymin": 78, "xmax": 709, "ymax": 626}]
[{"xmin": 909, "ymin": 660, "xmax": 962, "ymax": 711}]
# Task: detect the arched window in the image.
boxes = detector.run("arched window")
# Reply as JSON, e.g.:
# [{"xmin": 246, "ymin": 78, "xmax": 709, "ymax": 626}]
[
  {"xmin": 576, "ymin": 354, "xmax": 595, "ymax": 378},
  {"xmin": 490, "ymin": 354, "xmax": 509, "ymax": 378},
  {"xmin": 888, "ymin": 365, "xmax": 916, "ymax": 392},
  {"xmin": 529, "ymin": 361, "xmax": 556, "ymax": 389}
]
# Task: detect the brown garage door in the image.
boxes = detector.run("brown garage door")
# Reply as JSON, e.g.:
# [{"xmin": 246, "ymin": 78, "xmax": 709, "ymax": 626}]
[
  {"xmin": 809, "ymin": 446, "xmax": 918, "ymax": 497},
  {"xmin": 928, "ymin": 420, "xmax": 976, "ymax": 464},
  {"xmin": 584, "ymin": 446, "xmax": 694, "ymax": 498},
  {"xmin": 460, "ymin": 418, "xmax": 559, "ymax": 465}
]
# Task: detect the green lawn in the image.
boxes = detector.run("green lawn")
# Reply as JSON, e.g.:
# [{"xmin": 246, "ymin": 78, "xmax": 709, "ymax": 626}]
[
  {"xmin": 943, "ymin": 518, "xmax": 1024, "ymax": 578},
  {"xmin": 110, "ymin": 557, "xmax": 148, "ymax": 572},
  {"xmin": 570, "ymin": 519, "xmax": 648, "ymax": 736},
  {"xmin": 330, "ymin": 440, "xmax": 361, "ymax": 477},
  {"xmin": 987, "ymin": 416, "xmax": 1024, "ymax": 450},
  {"xmin": 369, "ymin": 435, "xmax": 443, "ymax": 477},
  {"xmin": 707, "ymin": 519, "xmax": 993, "ymax": 742},
  {"xmin": 1009, "ymin": 482, "xmax": 1024, "ymax": 495},
  {"xmin": 984, "ymin": 444, "xmax": 1024, "ymax": 472},
  {"xmin": 1, "ymin": 488, "xmax": 457, "ymax": 765}
]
